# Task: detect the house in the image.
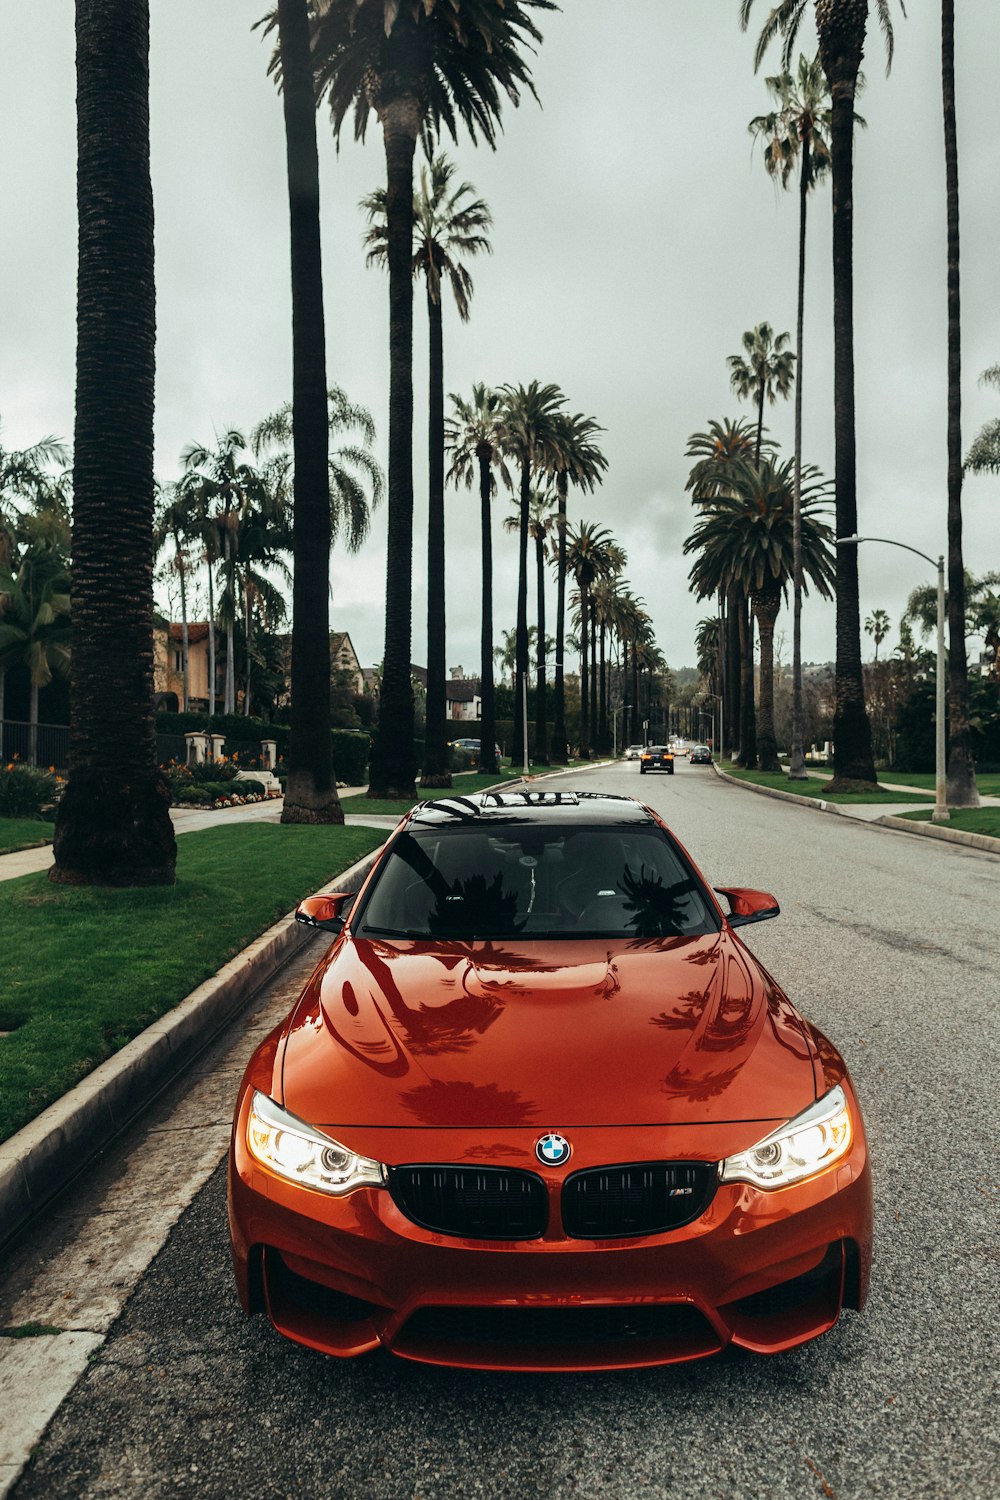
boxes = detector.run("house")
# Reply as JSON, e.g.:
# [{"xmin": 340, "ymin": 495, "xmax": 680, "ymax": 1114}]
[
  {"xmin": 152, "ymin": 619, "xmax": 214, "ymax": 711},
  {"xmin": 446, "ymin": 667, "xmax": 482, "ymax": 722}
]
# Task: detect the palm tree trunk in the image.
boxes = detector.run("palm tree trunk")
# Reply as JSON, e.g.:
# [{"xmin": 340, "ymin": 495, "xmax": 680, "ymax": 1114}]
[
  {"xmin": 276, "ymin": 0, "xmax": 340, "ymax": 822},
  {"xmin": 224, "ymin": 529, "xmax": 235, "ymax": 715},
  {"xmin": 477, "ymin": 448, "xmax": 499, "ymax": 777},
  {"xmin": 942, "ymin": 0, "xmax": 979, "ymax": 808},
  {"xmin": 753, "ymin": 594, "xmax": 781, "ymax": 772},
  {"xmin": 207, "ymin": 562, "xmax": 216, "ymax": 718},
  {"xmin": 369, "ymin": 98, "xmax": 420, "ymax": 799},
  {"xmin": 52, "ymin": 0, "xmax": 175, "ymax": 885},
  {"xmin": 737, "ymin": 598, "xmax": 757, "ymax": 769},
  {"xmin": 175, "ymin": 526, "xmax": 190, "ymax": 712},
  {"xmin": 244, "ymin": 577, "xmax": 253, "ymax": 718},
  {"xmin": 754, "ymin": 382, "xmax": 765, "ymax": 463},
  {"xmin": 579, "ymin": 589, "xmax": 590, "ymax": 756},
  {"xmin": 725, "ymin": 585, "xmax": 741, "ymax": 761},
  {"xmin": 789, "ymin": 137, "xmax": 810, "ymax": 780},
  {"xmin": 534, "ymin": 528, "xmax": 548, "ymax": 765},
  {"xmin": 621, "ymin": 637, "xmax": 629, "ymax": 748},
  {"xmin": 550, "ymin": 473, "xmax": 568, "ymax": 762},
  {"xmin": 513, "ymin": 456, "xmax": 531, "ymax": 761},
  {"xmin": 821, "ymin": 29, "xmax": 877, "ymax": 788},
  {"xmin": 632, "ymin": 647, "xmax": 640, "ymax": 745},
  {"xmin": 421, "ymin": 285, "xmax": 451, "ymax": 787},
  {"xmin": 598, "ymin": 619, "xmax": 607, "ymax": 751},
  {"xmin": 29, "ymin": 678, "xmax": 39, "ymax": 768}
]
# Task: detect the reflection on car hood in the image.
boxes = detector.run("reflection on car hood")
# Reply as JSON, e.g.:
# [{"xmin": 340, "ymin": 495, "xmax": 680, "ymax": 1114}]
[{"xmin": 280, "ymin": 935, "xmax": 816, "ymax": 1129}]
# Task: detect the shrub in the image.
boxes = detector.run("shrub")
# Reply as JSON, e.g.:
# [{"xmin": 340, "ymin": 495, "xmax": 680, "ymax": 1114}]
[
  {"xmin": 0, "ymin": 765, "xmax": 61, "ymax": 820},
  {"xmin": 189, "ymin": 757, "xmax": 240, "ymax": 785},
  {"xmin": 331, "ymin": 730, "xmax": 370, "ymax": 786},
  {"xmin": 234, "ymin": 778, "xmax": 265, "ymax": 797},
  {"xmin": 174, "ymin": 785, "xmax": 212, "ymax": 806}
]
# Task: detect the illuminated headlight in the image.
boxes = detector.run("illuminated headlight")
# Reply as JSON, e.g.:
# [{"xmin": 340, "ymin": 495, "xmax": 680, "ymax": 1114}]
[
  {"xmin": 719, "ymin": 1085, "xmax": 853, "ymax": 1190},
  {"xmin": 246, "ymin": 1090, "xmax": 386, "ymax": 1196}
]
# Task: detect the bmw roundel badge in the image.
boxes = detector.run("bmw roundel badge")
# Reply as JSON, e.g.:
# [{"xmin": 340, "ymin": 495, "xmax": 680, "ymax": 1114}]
[{"xmin": 536, "ymin": 1132, "xmax": 572, "ymax": 1166}]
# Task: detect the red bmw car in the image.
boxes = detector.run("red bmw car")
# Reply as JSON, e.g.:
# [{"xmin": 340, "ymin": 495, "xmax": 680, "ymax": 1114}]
[{"xmin": 229, "ymin": 791, "xmax": 871, "ymax": 1371}]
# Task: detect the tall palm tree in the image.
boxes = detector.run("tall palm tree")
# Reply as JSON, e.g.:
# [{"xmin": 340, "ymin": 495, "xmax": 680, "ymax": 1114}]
[
  {"xmin": 750, "ymin": 55, "xmax": 839, "ymax": 781},
  {"xmin": 265, "ymin": 0, "xmax": 339, "ymax": 820},
  {"xmin": 547, "ymin": 411, "xmax": 607, "ymax": 762},
  {"xmin": 505, "ymin": 489, "xmax": 557, "ymax": 764},
  {"xmin": 742, "ymin": 0, "xmax": 903, "ymax": 790},
  {"xmin": 362, "ymin": 155, "xmax": 492, "ymax": 787},
  {"xmin": 685, "ymin": 417, "xmax": 764, "ymax": 764},
  {"xmin": 940, "ymin": 0, "xmax": 978, "ymax": 809},
  {"xmin": 686, "ymin": 456, "xmax": 835, "ymax": 772},
  {"xmin": 500, "ymin": 381, "xmax": 566, "ymax": 761},
  {"xmin": 180, "ymin": 430, "xmax": 271, "ymax": 715},
  {"xmin": 289, "ymin": 0, "xmax": 555, "ymax": 799},
  {"xmin": 52, "ymin": 0, "xmax": 176, "ymax": 886},
  {"xmin": 445, "ymin": 384, "xmax": 511, "ymax": 779},
  {"xmin": 864, "ymin": 607, "xmax": 890, "ymax": 660},
  {"xmin": 566, "ymin": 523, "xmax": 624, "ymax": 757},
  {"xmin": 727, "ymin": 322, "xmax": 795, "ymax": 462}
]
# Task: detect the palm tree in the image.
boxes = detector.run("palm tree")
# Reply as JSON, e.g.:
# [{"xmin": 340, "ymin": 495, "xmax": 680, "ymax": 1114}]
[
  {"xmin": 155, "ymin": 484, "xmax": 194, "ymax": 711},
  {"xmin": 566, "ymin": 523, "xmax": 624, "ymax": 757},
  {"xmin": 500, "ymin": 381, "xmax": 566, "ymax": 760},
  {"xmin": 180, "ymin": 430, "xmax": 271, "ymax": 716},
  {"xmin": 52, "ymin": 0, "xmax": 176, "ymax": 887},
  {"xmin": 742, "ymin": 0, "xmax": 903, "ymax": 790},
  {"xmin": 727, "ymin": 322, "xmax": 795, "ymax": 462},
  {"xmin": 864, "ymin": 607, "xmax": 890, "ymax": 660},
  {"xmin": 363, "ymin": 156, "xmax": 492, "ymax": 787},
  {"xmin": 547, "ymin": 411, "xmax": 607, "ymax": 762},
  {"xmin": 505, "ymin": 489, "xmax": 557, "ymax": 763},
  {"xmin": 965, "ymin": 364, "xmax": 1000, "ymax": 475},
  {"xmin": 263, "ymin": 0, "xmax": 339, "ymax": 820},
  {"xmin": 0, "ymin": 425, "xmax": 69, "ymax": 571},
  {"xmin": 445, "ymin": 384, "xmax": 511, "ymax": 780},
  {"xmin": 685, "ymin": 417, "xmax": 763, "ymax": 764},
  {"xmin": 940, "ymin": 0, "xmax": 978, "ymax": 809},
  {"xmin": 0, "ymin": 547, "xmax": 71, "ymax": 766},
  {"xmin": 685, "ymin": 456, "xmax": 835, "ymax": 772},
  {"xmin": 750, "ymin": 55, "xmax": 840, "ymax": 782},
  {"xmin": 291, "ymin": 0, "xmax": 555, "ymax": 799}
]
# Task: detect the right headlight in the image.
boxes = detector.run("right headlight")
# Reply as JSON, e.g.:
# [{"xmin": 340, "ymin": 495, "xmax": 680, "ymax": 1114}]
[
  {"xmin": 246, "ymin": 1090, "xmax": 386, "ymax": 1197},
  {"xmin": 719, "ymin": 1084, "xmax": 853, "ymax": 1190}
]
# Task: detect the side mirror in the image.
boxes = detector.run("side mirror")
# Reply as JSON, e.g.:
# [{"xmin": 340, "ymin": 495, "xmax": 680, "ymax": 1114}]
[
  {"xmin": 295, "ymin": 892, "xmax": 352, "ymax": 935},
  {"xmin": 714, "ymin": 886, "xmax": 780, "ymax": 929}
]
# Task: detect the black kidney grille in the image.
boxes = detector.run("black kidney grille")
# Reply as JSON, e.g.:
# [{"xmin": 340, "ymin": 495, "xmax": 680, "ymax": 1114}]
[
  {"xmin": 401, "ymin": 1302, "xmax": 713, "ymax": 1348},
  {"xmin": 389, "ymin": 1164, "xmax": 547, "ymax": 1240},
  {"xmin": 561, "ymin": 1161, "xmax": 716, "ymax": 1239}
]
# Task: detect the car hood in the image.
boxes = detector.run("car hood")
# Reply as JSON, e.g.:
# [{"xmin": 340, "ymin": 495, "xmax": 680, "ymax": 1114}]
[{"xmin": 280, "ymin": 933, "xmax": 816, "ymax": 1129}]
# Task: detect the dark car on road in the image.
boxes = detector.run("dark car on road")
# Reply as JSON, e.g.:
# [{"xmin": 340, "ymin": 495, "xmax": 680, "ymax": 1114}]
[
  {"xmin": 640, "ymin": 745, "xmax": 674, "ymax": 775},
  {"xmin": 689, "ymin": 744, "xmax": 713, "ymax": 765}
]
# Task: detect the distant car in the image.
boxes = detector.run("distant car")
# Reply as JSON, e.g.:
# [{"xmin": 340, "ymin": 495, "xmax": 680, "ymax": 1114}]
[
  {"xmin": 228, "ymin": 789, "xmax": 872, "ymax": 1369},
  {"xmin": 449, "ymin": 738, "xmax": 502, "ymax": 764},
  {"xmin": 640, "ymin": 745, "xmax": 674, "ymax": 775},
  {"xmin": 624, "ymin": 744, "xmax": 644, "ymax": 761},
  {"xmin": 689, "ymin": 744, "xmax": 713, "ymax": 765}
]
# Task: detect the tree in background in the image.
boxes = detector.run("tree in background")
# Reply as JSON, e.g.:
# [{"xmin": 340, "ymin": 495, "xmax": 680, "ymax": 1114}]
[
  {"xmin": 750, "ymin": 55, "xmax": 841, "ymax": 781},
  {"xmin": 304, "ymin": 0, "xmax": 556, "ymax": 798},
  {"xmin": 0, "ymin": 546, "xmax": 71, "ymax": 766},
  {"xmin": 864, "ymin": 607, "xmax": 890, "ymax": 661},
  {"xmin": 52, "ymin": 0, "xmax": 176, "ymax": 886},
  {"xmin": 363, "ymin": 156, "xmax": 492, "ymax": 787},
  {"xmin": 742, "ymin": 0, "xmax": 904, "ymax": 790},
  {"xmin": 686, "ymin": 456, "xmax": 835, "ymax": 772},
  {"xmin": 727, "ymin": 322, "xmax": 795, "ymax": 462},
  {"xmin": 505, "ymin": 490, "xmax": 557, "ymax": 763},
  {"xmin": 500, "ymin": 381, "xmax": 566, "ymax": 761},
  {"xmin": 445, "ymin": 383, "xmax": 511, "ymax": 779}
]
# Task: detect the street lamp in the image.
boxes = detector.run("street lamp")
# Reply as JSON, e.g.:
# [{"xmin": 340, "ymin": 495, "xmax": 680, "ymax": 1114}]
[
  {"xmin": 836, "ymin": 534, "xmax": 948, "ymax": 823},
  {"xmin": 701, "ymin": 692, "xmax": 722, "ymax": 756}
]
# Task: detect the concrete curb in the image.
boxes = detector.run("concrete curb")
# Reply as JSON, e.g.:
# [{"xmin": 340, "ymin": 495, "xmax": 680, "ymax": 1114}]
[
  {"xmin": 0, "ymin": 846, "xmax": 384, "ymax": 1252},
  {"xmin": 874, "ymin": 813, "xmax": 1000, "ymax": 856},
  {"xmin": 713, "ymin": 763, "xmax": 1000, "ymax": 856},
  {"xmin": 711, "ymin": 762, "xmax": 847, "ymax": 816}
]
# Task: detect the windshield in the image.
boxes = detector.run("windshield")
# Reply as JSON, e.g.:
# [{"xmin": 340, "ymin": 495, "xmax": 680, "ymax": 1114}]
[{"xmin": 357, "ymin": 823, "xmax": 719, "ymax": 941}]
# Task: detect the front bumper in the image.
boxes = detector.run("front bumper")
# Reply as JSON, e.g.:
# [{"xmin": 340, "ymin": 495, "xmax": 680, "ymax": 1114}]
[{"xmin": 228, "ymin": 1109, "xmax": 872, "ymax": 1372}]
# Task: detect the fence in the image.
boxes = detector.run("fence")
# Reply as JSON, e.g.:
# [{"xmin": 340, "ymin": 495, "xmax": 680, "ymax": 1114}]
[{"xmin": 0, "ymin": 723, "xmax": 233, "ymax": 772}]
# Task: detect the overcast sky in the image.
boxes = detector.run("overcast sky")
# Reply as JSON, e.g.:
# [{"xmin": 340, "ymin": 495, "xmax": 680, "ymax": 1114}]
[{"xmin": 2, "ymin": 1, "xmax": 999, "ymax": 675}]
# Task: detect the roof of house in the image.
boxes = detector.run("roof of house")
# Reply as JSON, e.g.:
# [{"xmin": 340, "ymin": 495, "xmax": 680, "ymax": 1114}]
[{"xmin": 167, "ymin": 622, "xmax": 211, "ymax": 644}]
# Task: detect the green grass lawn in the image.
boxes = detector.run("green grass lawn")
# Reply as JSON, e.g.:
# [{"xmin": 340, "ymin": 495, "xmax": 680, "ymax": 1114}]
[
  {"xmin": 871, "ymin": 770, "xmax": 1000, "ymax": 799},
  {"xmin": 343, "ymin": 763, "xmax": 585, "ymax": 819},
  {"xmin": 0, "ymin": 819, "xmax": 55, "ymax": 854},
  {"xmin": 720, "ymin": 765, "xmax": 937, "ymax": 805},
  {"xmin": 0, "ymin": 822, "xmax": 384, "ymax": 1144},
  {"xmin": 899, "ymin": 806, "xmax": 1000, "ymax": 838}
]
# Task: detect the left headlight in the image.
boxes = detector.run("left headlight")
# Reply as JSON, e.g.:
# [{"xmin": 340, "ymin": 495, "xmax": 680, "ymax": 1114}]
[
  {"xmin": 719, "ymin": 1084, "xmax": 853, "ymax": 1191},
  {"xmin": 246, "ymin": 1090, "xmax": 386, "ymax": 1197}
]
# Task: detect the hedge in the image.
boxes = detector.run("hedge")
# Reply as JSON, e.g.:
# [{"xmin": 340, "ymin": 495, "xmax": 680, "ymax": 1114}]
[{"xmin": 154, "ymin": 710, "xmax": 370, "ymax": 783}]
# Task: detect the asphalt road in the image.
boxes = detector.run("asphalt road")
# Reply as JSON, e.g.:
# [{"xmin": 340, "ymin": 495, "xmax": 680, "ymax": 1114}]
[{"xmin": 8, "ymin": 762, "xmax": 1000, "ymax": 1499}]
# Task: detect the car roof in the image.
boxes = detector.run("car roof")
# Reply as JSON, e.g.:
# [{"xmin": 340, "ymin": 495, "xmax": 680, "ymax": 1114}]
[{"xmin": 407, "ymin": 790, "xmax": 656, "ymax": 828}]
